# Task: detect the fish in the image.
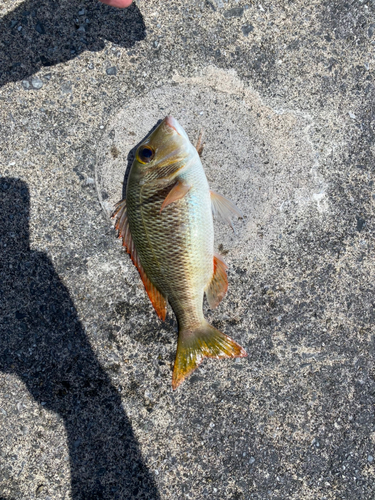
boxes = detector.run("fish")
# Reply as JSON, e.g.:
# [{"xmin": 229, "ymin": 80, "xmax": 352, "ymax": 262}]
[{"xmin": 113, "ymin": 116, "xmax": 247, "ymax": 389}]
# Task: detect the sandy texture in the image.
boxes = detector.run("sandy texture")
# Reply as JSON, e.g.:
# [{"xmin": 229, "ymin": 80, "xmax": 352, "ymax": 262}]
[{"xmin": 0, "ymin": 0, "xmax": 374, "ymax": 499}]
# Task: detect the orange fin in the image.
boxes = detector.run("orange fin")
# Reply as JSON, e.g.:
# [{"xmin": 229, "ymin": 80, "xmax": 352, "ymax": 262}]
[
  {"xmin": 172, "ymin": 320, "xmax": 247, "ymax": 390},
  {"xmin": 205, "ymin": 253, "xmax": 228, "ymax": 309},
  {"xmin": 113, "ymin": 199, "xmax": 167, "ymax": 320},
  {"xmin": 160, "ymin": 180, "xmax": 191, "ymax": 213},
  {"xmin": 210, "ymin": 190, "xmax": 243, "ymax": 230}
]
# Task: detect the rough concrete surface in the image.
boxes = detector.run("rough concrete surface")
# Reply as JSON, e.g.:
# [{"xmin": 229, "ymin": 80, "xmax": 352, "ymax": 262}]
[{"xmin": 0, "ymin": 0, "xmax": 374, "ymax": 499}]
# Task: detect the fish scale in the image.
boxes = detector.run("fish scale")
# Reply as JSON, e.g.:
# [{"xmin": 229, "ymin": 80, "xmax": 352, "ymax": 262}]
[
  {"xmin": 128, "ymin": 163, "xmax": 213, "ymax": 327},
  {"xmin": 114, "ymin": 116, "xmax": 246, "ymax": 389}
]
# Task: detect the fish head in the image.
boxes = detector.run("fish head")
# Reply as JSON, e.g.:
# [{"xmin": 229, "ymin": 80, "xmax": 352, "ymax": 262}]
[{"xmin": 131, "ymin": 116, "xmax": 197, "ymax": 183}]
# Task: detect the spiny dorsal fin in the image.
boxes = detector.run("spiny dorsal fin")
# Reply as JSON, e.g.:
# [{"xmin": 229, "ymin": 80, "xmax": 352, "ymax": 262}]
[
  {"xmin": 113, "ymin": 199, "xmax": 167, "ymax": 321},
  {"xmin": 160, "ymin": 180, "xmax": 191, "ymax": 213},
  {"xmin": 210, "ymin": 190, "xmax": 243, "ymax": 230},
  {"xmin": 205, "ymin": 253, "xmax": 228, "ymax": 309},
  {"xmin": 195, "ymin": 129, "xmax": 205, "ymax": 157}
]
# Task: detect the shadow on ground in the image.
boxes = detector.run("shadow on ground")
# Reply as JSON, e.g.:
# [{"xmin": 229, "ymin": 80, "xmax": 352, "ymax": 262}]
[
  {"xmin": 0, "ymin": 178, "xmax": 159, "ymax": 499},
  {"xmin": 0, "ymin": 0, "xmax": 146, "ymax": 88}
]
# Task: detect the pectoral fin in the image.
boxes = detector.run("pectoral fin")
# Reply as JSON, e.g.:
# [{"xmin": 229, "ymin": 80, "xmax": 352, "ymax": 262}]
[
  {"xmin": 113, "ymin": 200, "xmax": 167, "ymax": 320},
  {"xmin": 210, "ymin": 190, "xmax": 243, "ymax": 230},
  {"xmin": 160, "ymin": 180, "xmax": 191, "ymax": 213},
  {"xmin": 205, "ymin": 254, "xmax": 228, "ymax": 309}
]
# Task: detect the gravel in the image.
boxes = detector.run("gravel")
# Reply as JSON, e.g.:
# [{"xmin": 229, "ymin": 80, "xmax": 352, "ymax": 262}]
[{"xmin": 106, "ymin": 66, "xmax": 117, "ymax": 76}]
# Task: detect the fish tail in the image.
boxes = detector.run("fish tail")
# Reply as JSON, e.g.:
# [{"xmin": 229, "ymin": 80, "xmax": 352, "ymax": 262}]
[{"xmin": 172, "ymin": 320, "xmax": 247, "ymax": 390}]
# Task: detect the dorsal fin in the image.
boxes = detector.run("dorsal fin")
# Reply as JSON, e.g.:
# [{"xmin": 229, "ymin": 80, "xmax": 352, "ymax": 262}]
[
  {"xmin": 195, "ymin": 129, "xmax": 205, "ymax": 157},
  {"xmin": 205, "ymin": 253, "xmax": 228, "ymax": 309},
  {"xmin": 113, "ymin": 200, "xmax": 167, "ymax": 321}
]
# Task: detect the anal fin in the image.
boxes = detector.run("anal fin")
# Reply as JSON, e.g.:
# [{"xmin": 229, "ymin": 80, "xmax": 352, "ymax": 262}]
[
  {"xmin": 113, "ymin": 199, "xmax": 167, "ymax": 320},
  {"xmin": 206, "ymin": 253, "xmax": 228, "ymax": 309}
]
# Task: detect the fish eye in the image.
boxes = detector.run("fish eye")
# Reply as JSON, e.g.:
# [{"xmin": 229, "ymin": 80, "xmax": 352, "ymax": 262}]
[{"xmin": 137, "ymin": 145, "xmax": 155, "ymax": 164}]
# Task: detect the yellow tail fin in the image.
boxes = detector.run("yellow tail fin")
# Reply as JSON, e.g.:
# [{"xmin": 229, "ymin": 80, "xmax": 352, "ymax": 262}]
[{"xmin": 172, "ymin": 320, "xmax": 247, "ymax": 390}]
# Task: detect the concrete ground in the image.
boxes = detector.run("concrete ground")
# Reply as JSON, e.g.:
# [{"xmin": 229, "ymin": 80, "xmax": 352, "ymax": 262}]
[{"xmin": 0, "ymin": 0, "xmax": 374, "ymax": 499}]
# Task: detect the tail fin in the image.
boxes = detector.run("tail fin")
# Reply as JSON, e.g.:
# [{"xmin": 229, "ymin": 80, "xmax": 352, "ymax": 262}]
[{"xmin": 172, "ymin": 320, "xmax": 247, "ymax": 390}]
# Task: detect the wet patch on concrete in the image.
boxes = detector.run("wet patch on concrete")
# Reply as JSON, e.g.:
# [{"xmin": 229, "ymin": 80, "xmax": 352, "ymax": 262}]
[{"xmin": 96, "ymin": 66, "xmax": 326, "ymax": 262}]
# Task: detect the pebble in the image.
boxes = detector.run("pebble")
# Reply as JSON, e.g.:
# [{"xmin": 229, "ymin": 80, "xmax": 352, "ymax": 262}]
[
  {"xmin": 223, "ymin": 7, "xmax": 244, "ymax": 18},
  {"xmin": 61, "ymin": 82, "xmax": 72, "ymax": 94},
  {"xmin": 78, "ymin": 8, "xmax": 85, "ymax": 15},
  {"xmin": 22, "ymin": 80, "xmax": 31, "ymax": 90},
  {"xmin": 31, "ymin": 77, "xmax": 43, "ymax": 89},
  {"xmin": 242, "ymin": 25, "xmax": 254, "ymax": 36},
  {"xmin": 106, "ymin": 67, "xmax": 117, "ymax": 76},
  {"xmin": 35, "ymin": 22, "xmax": 45, "ymax": 35},
  {"xmin": 368, "ymin": 455, "xmax": 374, "ymax": 463},
  {"xmin": 249, "ymin": 456, "xmax": 255, "ymax": 464}
]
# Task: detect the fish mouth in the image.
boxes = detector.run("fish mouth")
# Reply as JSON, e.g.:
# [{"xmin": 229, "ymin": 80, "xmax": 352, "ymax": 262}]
[
  {"xmin": 164, "ymin": 116, "xmax": 189, "ymax": 140},
  {"xmin": 164, "ymin": 115, "xmax": 179, "ymax": 134}
]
